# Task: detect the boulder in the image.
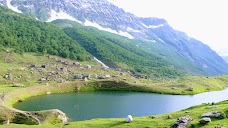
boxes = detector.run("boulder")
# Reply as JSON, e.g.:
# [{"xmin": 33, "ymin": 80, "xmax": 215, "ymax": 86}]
[
  {"xmin": 3, "ymin": 120, "xmax": 9, "ymax": 125},
  {"xmin": 74, "ymin": 74, "xmax": 82, "ymax": 79},
  {"xmin": 172, "ymin": 115, "xmax": 192, "ymax": 128},
  {"xmin": 126, "ymin": 115, "xmax": 133, "ymax": 123},
  {"xmin": 105, "ymin": 75, "xmax": 111, "ymax": 78},
  {"xmin": 168, "ymin": 115, "xmax": 172, "ymax": 119},
  {"xmin": 46, "ymin": 92, "xmax": 51, "ymax": 95},
  {"xmin": 206, "ymin": 105, "xmax": 217, "ymax": 109},
  {"xmin": 201, "ymin": 112, "xmax": 221, "ymax": 118},
  {"xmin": 86, "ymin": 65, "xmax": 92, "ymax": 69},
  {"xmin": 12, "ymin": 83, "xmax": 23, "ymax": 87},
  {"xmin": 199, "ymin": 117, "xmax": 211, "ymax": 124},
  {"xmin": 188, "ymin": 87, "xmax": 194, "ymax": 91}
]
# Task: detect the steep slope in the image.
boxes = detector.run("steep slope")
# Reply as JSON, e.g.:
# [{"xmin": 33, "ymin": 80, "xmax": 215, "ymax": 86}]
[
  {"xmin": 53, "ymin": 19, "xmax": 206, "ymax": 75},
  {"xmin": 149, "ymin": 23, "xmax": 228, "ymax": 75},
  {"xmin": 63, "ymin": 26, "xmax": 183, "ymax": 77},
  {"xmin": 222, "ymin": 56, "xmax": 228, "ymax": 63},
  {"xmin": 1, "ymin": 0, "xmax": 227, "ymax": 75},
  {"xmin": 0, "ymin": 6, "xmax": 182, "ymax": 77},
  {"xmin": 0, "ymin": 7, "xmax": 91, "ymax": 61}
]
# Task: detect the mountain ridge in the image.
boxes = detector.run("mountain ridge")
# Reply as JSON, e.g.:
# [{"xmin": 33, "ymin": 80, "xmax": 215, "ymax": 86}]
[{"xmin": 1, "ymin": 0, "xmax": 228, "ymax": 75}]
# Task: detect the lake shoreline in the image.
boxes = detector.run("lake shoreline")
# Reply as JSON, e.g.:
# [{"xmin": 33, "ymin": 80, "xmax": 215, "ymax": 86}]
[
  {"xmin": 1, "ymin": 80, "xmax": 228, "ymax": 125},
  {"xmin": 3, "ymin": 80, "xmax": 227, "ymax": 107}
]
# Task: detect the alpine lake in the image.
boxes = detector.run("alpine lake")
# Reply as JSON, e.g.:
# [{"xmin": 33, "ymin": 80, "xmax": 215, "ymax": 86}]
[{"xmin": 14, "ymin": 88, "xmax": 228, "ymax": 121}]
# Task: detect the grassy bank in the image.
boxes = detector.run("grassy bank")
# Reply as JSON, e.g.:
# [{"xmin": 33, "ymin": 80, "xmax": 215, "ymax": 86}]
[
  {"xmin": 1, "ymin": 100, "xmax": 228, "ymax": 128},
  {"xmin": 1, "ymin": 51, "xmax": 228, "ymax": 127},
  {"xmin": 2, "ymin": 75, "xmax": 228, "ymax": 107}
]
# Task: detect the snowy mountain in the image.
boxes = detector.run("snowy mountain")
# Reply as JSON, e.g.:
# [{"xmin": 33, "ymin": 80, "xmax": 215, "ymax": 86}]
[{"xmin": 1, "ymin": 0, "xmax": 228, "ymax": 75}]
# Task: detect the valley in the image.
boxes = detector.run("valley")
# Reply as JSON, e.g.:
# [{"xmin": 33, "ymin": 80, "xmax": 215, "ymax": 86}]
[{"xmin": 0, "ymin": 0, "xmax": 228, "ymax": 127}]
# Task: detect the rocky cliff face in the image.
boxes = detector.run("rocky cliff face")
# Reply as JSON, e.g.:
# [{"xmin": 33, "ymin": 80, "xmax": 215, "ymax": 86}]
[{"xmin": 1, "ymin": 0, "xmax": 228, "ymax": 75}]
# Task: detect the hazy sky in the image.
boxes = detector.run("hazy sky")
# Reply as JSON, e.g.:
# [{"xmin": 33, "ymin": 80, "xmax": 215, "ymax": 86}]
[{"xmin": 108, "ymin": 0, "xmax": 228, "ymax": 56}]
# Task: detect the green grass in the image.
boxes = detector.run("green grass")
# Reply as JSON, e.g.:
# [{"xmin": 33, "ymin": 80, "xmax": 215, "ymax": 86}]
[
  {"xmin": 0, "ymin": 51, "xmax": 228, "ymax": 127},
  {"xmin": 1, "ymin": 100, "xmax": 227, "ymax": 128}
]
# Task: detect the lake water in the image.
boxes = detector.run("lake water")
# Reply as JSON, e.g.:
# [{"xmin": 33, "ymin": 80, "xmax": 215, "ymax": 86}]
[{"xmin": 14, "ymin": 89, "xmax": 228, "ymax": 121}]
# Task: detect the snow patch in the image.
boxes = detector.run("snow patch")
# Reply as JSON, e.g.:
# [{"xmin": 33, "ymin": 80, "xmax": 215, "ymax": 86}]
[
  {"xmin": 147, "ymin": 24, "xmax": 164, "ymax": 29},
  {"xmin": 94, "ymin": 57, "xmax": 109, "ymax": 69},
  {"xmin": 203, "ymin": 64, "xmax": 208, "ymax": 68},
  {"xmin": 126, "ymin": 27, "xmax": 141, "ymax": 33},
  {"xmin": 141, "ymin": 22, "xmax": 164, "ymax": 29},
  {"xmin": 143, "ymin": 39, "xmax": 157, "ymax": 43},
  {"xmin": 6, "ymin": 0, "xmax": 22, "ymax": 13},
  {"xmin": 35, "ymin": 17, "xmax": 40, "ymax": 21},
  {"xmin": 158, "ymin": 38, "xmax": 165, "ymax": 43},
  {"xmin": 84, "ymin": 19, "xmax": 134, "ymax": 39},
  {"xmin": 47, "ymin": 10, "xmax": 82, "ymax": 23}
]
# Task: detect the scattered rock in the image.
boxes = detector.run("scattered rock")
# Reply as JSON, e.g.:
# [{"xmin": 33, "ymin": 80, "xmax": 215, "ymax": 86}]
[
  {"xmin": 41, "ymin": 65, "xmax": 46, "ymax": 68},
  {"xmin": 126, "ymin": 115, "xmax": 133, "ymax": 123},
  {"xmin": 46, "ymin": 92, "xmax": 51, "ymax": 95},
  {"xmin": 98, "ymin": 75, "xmax": 106, "ymax": 79},
  {"xmin": 74, "ymin": 74, "xmax": 82, "ymax": 79},
  {"xmin": 2, "ymin": 120, "xmax": 9, "ymax": 125},
  {"xmin": 185, "ymin": 111, "xmax": 190, "ymax": 113},
  {"xmin": 105, "ymin": 75, "xmax": 111, "ymax": 78},
  {"xmin": 91, "ymin": 74, "xmax": 97, "ymax": 79},
  {"xmin": 40, "ymin": 78, "xmax": 46, "ymax": 81},
  {"xmin": 12, "ymin": 83, "xmax": 23, "ymax": 87},
  {"xmin": 86, "ymin": 65, "xmax": 91, "ymax": 69},
  {"xmin": 83, "ymin": 77, "xmax": 88, "ymax": 81},
  {"xmin": 119, "ymin": 72, "xmax": 124, "ymax": 75},
  {"xmin": 172, "ymin": 115, "xmax": 192, "ymax": 128},
  {"xmin": 172, "ymin": 87, "xmax": 176, "ymax": 90},
  {"xmin": 30, "ymin": 65, "xmax": 36, "ymax": 68},
  {"xmin": 123, "ymin": 78, "xmax": 127, "ymax": 80},
  {"xmin": 201, "ymin": 112, "xmax": 221, "ymax": 118},
  {"xmin": 206, "ymin": 105, "xmax": 217, "ymax": 109},
  {"xmin": 188, "ymin": 87, "xmax": 194, "ymax": 91},
  {"xmin": 168, "ymin": 115, "xmax": 172, "ymax": 119},
  {"xmin": 199, "ymin": 117, "xmax": 211, "ymax": 124}
]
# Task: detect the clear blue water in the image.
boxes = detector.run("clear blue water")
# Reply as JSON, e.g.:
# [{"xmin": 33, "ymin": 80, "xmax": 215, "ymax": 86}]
[{"xmin": 14, "ymin": 88, "xmax": 228, "ymax": 121}]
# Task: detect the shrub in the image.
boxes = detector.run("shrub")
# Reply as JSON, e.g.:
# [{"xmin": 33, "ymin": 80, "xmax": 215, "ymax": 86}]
[{"xmin": 219, "ymin": 112, "xmax": 226, "ymax": 119}]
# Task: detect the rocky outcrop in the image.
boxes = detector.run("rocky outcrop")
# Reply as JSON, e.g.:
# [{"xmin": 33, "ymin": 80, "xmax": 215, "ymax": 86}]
[
  {"xmin": 172, "ymin": 115, "xmax": 192, "ymax": 128},
  {"xmin": 201, "ymin": 112, "xmax": 221, "ymax": 118},
  {"xmin": 199, "ymin": 117, "xmax": 211, "ymax": 124},
  {"xmin": 0, "ymin": 106, "xmax": 68, "ymax": 125}
]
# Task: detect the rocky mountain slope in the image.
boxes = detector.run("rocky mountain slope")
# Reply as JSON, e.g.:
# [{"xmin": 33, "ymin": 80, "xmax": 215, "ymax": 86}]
[
  {"xmin": 1, "ymin": 0, "xmax": 228, "ymax": 75},
  {"xmin": 222, "ymin": 56, "xmax": 228, "ymax": 63}
]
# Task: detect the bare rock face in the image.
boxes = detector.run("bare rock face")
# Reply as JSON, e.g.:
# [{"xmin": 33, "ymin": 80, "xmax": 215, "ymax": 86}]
[{"xmin": 172, "ymin": 115, "xmax": 192, "ymax": 128}]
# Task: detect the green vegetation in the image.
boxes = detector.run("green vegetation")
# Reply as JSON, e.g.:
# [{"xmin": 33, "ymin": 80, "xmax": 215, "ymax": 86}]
[
  {"xmin": 0, "ymin": 6, "xmax": 228, "ymax": 128},
  {"xmin": 1, "ymin": 100, "xmax": 228, "ymax": 128},
  {"xmin": 0, "ymin": 51, "xmax": 228, "ymax": 127},
  {"xmin": 63, "ymin": 26, "xmax": 183, "ymax": 78},
  {"xmin": 53, "ymin": 19, "xmax": 208, "ymax": 76},
  {"xmin": 0, "ymin": 7, "xmax": 91, "ymax": 61}
]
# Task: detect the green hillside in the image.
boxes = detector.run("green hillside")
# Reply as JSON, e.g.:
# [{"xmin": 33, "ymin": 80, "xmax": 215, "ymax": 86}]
[
  {"xmin": 0, "ymin": 7, "xmax": 91, "ymax": 61},
  {"xmin": 53, "ymin": 19, "xmax": 205, "ymax": 76}
]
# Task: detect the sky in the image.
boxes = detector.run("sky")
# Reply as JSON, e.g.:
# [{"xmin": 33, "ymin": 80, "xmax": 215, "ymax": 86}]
[{"xmin": 108, "ymin": 0, "xmax": 228, "ymax": 56}]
